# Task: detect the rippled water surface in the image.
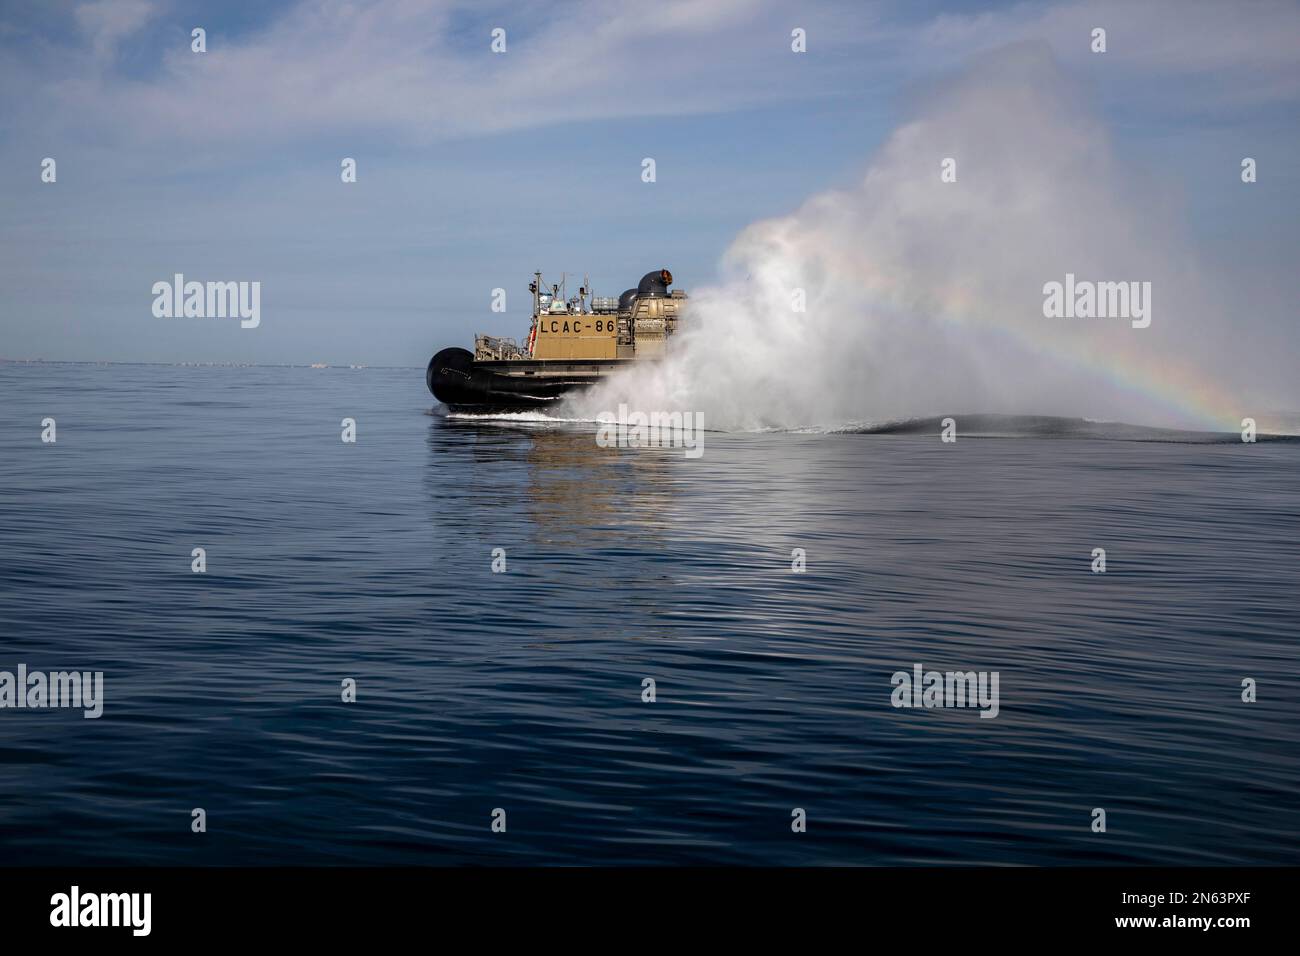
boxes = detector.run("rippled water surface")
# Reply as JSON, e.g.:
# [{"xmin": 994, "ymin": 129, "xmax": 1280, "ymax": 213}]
[{"xmin": 1, "ymin": 363, "xmax": 1297, "ymax": 865}]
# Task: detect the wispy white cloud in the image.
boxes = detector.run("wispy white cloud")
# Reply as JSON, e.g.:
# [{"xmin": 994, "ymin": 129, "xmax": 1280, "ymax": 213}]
[
  {"xmin": 3, "ymin": 0, "xmax": 1297, "ymax": 151},
  {"xmin": 7, "ymin": 0, "xmax": 876, "ymax": 146},
  {"xmin": 74, "ymin": 0, "xmax": 156, "ymax": 65},
  {"xmin": 909, "ymin": 0, "xmax": 1300, "ymax": 109}
]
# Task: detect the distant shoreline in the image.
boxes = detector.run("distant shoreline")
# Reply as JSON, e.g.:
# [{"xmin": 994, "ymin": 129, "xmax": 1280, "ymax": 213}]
[{"xmin": 0, "ymin": 358, "xmax": 421, "ymax": 370}]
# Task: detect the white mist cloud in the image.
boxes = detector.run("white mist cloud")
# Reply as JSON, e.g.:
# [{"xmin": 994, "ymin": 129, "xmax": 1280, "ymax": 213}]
[{"xmin": 574, "ymin": 45, "xmax": 1283, "ymax": 432}]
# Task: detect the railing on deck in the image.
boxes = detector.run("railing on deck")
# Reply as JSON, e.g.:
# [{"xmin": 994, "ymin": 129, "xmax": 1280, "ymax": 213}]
[{"xmin": 474, "ymin": 335, "xmax": 528, "ymax": 361}]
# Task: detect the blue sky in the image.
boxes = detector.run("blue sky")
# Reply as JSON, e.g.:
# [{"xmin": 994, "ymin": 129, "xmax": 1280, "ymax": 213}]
[{"xmin": 1, "ymin": 0, "xmax": 1297, "ymax": 367}]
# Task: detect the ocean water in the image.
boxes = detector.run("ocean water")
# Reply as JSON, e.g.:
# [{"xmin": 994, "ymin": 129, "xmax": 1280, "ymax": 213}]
[{"xmin": 0, "ymin": 362, "xmax": 1297, "ymax": 866}]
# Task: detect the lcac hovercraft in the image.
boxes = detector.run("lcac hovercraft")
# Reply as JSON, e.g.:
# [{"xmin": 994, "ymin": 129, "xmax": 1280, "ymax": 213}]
[{"xmin": 427, "ymin": 268, "xmax": 686, "ymax": 412}]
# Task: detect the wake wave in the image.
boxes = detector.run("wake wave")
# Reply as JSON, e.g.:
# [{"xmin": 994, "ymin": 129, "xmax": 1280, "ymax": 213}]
[
  {"xmin": 827, "ymin": 414, "xmax": 1298, "ymax": 442},
  {"xmin": 443, "ymin": 409, "xmax": 583, "ymax": 424},
  {"xmin": 439, "ymin": 406, "xmax": 1299, "ymax": 442}
]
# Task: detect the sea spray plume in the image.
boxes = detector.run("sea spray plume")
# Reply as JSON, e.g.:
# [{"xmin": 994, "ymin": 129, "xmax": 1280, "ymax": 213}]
[{"xmin": 572, "ymin": 45, "xmax": 1258, "ymax": 432}]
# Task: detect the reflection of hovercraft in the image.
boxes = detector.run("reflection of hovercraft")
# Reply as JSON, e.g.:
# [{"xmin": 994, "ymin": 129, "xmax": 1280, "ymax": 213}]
[{"xmin": 426, "ymin": 269, "xmax": 687, "ymax": 412}]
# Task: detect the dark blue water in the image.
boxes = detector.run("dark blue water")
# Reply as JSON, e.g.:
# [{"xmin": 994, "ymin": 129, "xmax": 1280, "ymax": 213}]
[{"xmin": 1, "ymin": 362, "xmax": 1297, "ymax": 865}]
